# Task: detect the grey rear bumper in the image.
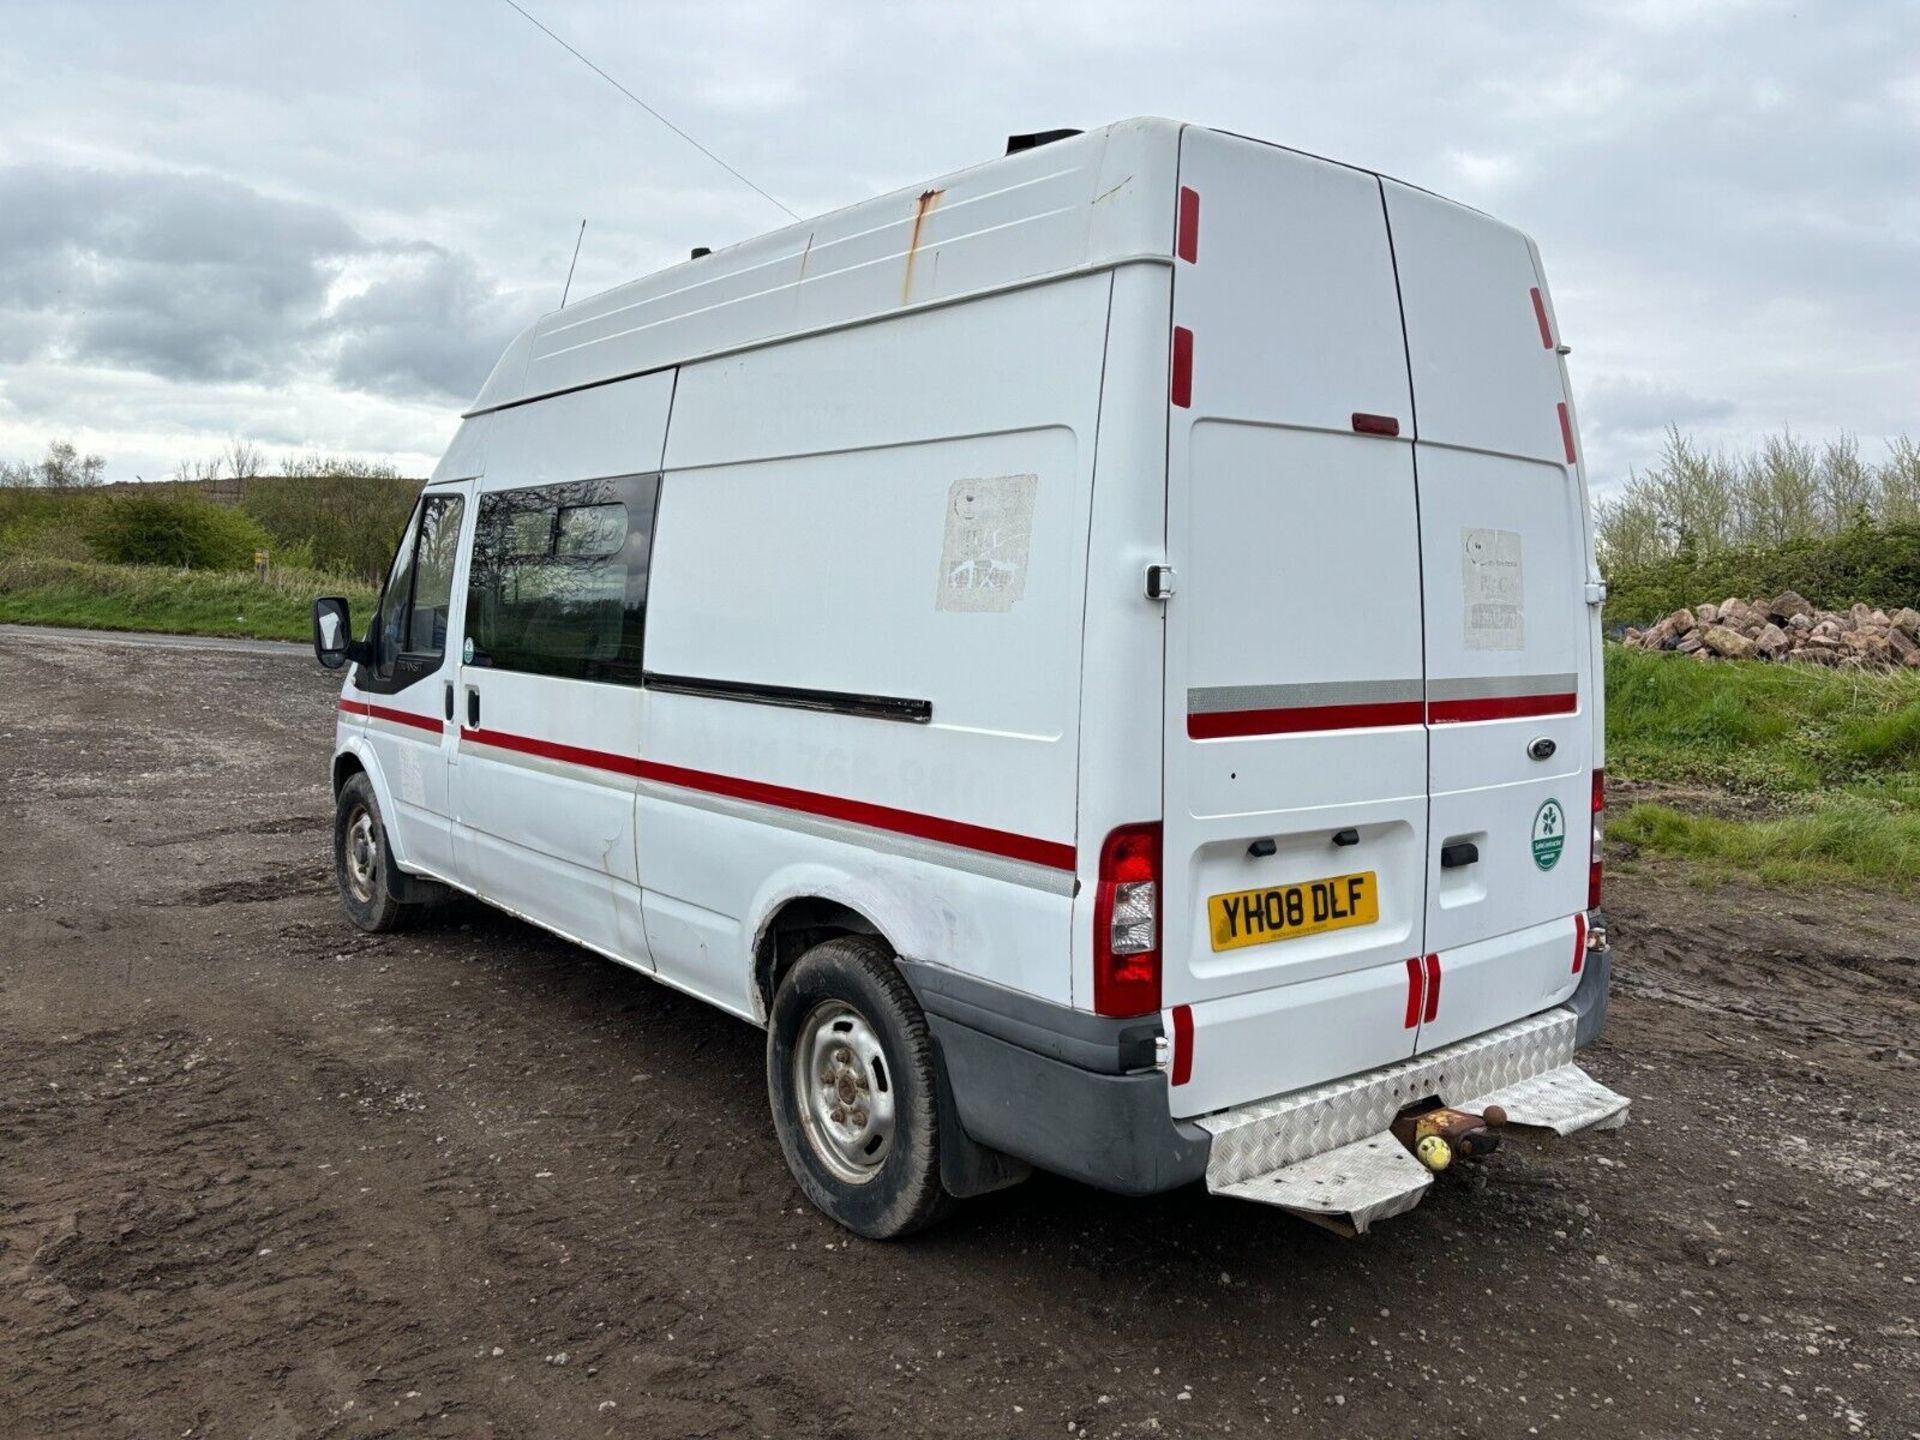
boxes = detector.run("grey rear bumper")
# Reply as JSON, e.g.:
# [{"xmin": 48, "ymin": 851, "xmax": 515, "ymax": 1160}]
[{"xmin": 897, "ymin": 941, "xmax": 1614, "ymax": 1200}]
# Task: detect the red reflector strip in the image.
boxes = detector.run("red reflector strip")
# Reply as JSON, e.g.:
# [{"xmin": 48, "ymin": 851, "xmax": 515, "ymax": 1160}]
[
  {"xmin": 461, "ymin": 724, "xmax": 643, "ymax": 776},
  {"xmin": 637, "ymin": 757, "xmax": 1078, "ymax": 872},
  {"xmin": 453, "ymin": 726, "xmax": 1075, "ymax": 872},
  {"xmin": 1530, "ymin": 286, "xmax": 1553, "ymax": 348},
  {"xmin": 1428, "ymin": 691, "xmax": 1577, "ymax": 725},
  {"xmin": 1422, "ymin": 953, "xmax": 1442, "ymax": 1024},
  {"xmin": 1557, "ymin": 401, "xmax": 1577, "ymax": 464},
  {"xmin": 1170, "ymin": 1003, "xmax": 1195, "ymax": 1085},
  {"xmin": 1403, "ymin": 956, "xmax": 1423, "ymax": 1029},
  {"xmin": 1188, "ymin": 700, "xmax": 1425, "ymax": 739},
  {"xmin": 1573, "ymin": 911, "xmax": 1588, "ymax": 974},
  {"xmin": 1171, "ymin": 326, "xmax": 1194, "ymax": 408},
  {"xmin": 339, "ymin": 698, "xmax": 442, "ymax": 735},
  {"xmin": 1176, "ymin": 186, "xmax": 1199, "ymax": 264},
  {"xmin": 1351, "ymin": 412, "xmax": 1401, "ymax": 436}
]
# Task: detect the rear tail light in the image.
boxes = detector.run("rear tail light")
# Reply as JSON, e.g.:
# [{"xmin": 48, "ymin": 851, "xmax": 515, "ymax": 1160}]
[
  {"xmin": 1093, "ymin": 822, "xmax": 1161, "ymax": 1017},
  {"xmin": 1588, "ymin": 768, "xmax": 1605, "ymax": 912}
]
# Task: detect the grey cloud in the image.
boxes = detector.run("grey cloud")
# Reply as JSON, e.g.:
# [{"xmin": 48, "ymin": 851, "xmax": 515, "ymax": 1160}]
[
  {"xmin": 1582, "ymin": 377, "xmax": 1738, "ymax": 438},
  {"xmin": 0, "ymin": 163, "xmax": 532, "ymax": 401},
  {"xmin": 329, "ymin": 245, "xmax": 530, "ymax": 402},
  {"xmin": 0, "ymin": 165, "xmax": 361, "ymax": 382}
]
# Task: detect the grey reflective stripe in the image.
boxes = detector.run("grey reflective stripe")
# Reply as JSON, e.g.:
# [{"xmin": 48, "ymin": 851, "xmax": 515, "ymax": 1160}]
[
  {"xmin": 637, "ymin": 780, "xmax": 1078, "ymax": 897},
  {"xmin": 1187, "ymin": 678, "xmax": 1425, "ymax": 714},
  {"xmin": 1428, "ymin": 673, "xmax": 1579, "ymax": 702}
]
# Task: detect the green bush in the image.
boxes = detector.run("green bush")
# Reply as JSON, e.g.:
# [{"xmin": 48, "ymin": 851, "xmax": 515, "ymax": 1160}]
[
  {"xmin": 86, "ymin": 492, "xmax": 271, "ymax": 570},
  {"xmin": 238, "ymin": 473, "xmax": 419, "ymax": 581},
  {"xmin": 1605, "ymin": 523, "xmax": 1920, "ymax": 626}
]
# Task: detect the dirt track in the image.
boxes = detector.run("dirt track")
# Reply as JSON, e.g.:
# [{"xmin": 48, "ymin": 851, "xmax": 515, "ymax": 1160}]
[{"xmin": 2, "ymin": 624, "xmax": 1916, "ymax": 1439}]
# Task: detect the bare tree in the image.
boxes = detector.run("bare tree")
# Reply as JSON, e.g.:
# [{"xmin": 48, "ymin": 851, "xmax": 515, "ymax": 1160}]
[
  {"xmin": 28, "ymin": 439, "xmax": 107, "ymax": 488},
  {"xmin": 223, "ymin": 438, "xmax": 264, "ymax": 480},
  {"xmin": 1737, "ymin": 428, "xmax": 1820, "ymax": 546},
  {"xmin": 1815, "ymin": 433, "xmax": 1875, "ymax": 532},
  {"xmin": 1877, "ymin": 436, "xmax": 1920, "ymax": 526}
]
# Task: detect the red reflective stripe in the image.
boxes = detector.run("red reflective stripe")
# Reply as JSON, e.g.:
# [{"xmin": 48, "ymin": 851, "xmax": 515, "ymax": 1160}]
[
  {"xmin": 1422, "ymin": 953, "xmax": 1441, "ymax": 1024},
  {"xmin": 1170, "ymin": 1003, "xmax": 1195, "ymax": 1086},
  {"xmin": 638, "ymin": 757, "xmax": 1076, "ymax": 872},
  {"xmin": 1188, "ymin": 700, "xmax": 1424, "ymax": 739},
  {"xmin": 1428, "ymin": 692, "xmax": 1577, "ymax": 725},
  {"xmin": 1403, "ymin": 956, "xmax": 1423, "ymax": 1029},
  {"xmin": 1176, "ymin": 186, "xmax": 1200, "ymax": 263},
  {"xmin": 461, "ymin": 725, "xmax": 643, "ymax": 776},
  {"xmin": 339, "ymin": 698, "xmax": 441, "ymax": 735},
  {"xmin": 457, "ymin": 726, "xmax": 1076, "ymax": 873},
  {"xmin": 1171, "ymin": 326, "xmax": 1194, "ymax": 408},
  {"xmin": 1572, "ymin": 911, "xmax": 1588, "ymax": 975},
  {"xmin": 1530, "ymin": 286, "xmax": 1553, "ymax": 348},
  {"xmin": 1558, "ymin": 401, "xmax": 1577, "ymax": 464}
]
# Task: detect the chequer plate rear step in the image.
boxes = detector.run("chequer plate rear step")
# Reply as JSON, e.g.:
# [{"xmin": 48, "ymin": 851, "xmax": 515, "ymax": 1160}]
[{"xmin": 1195, "ymin": 1008, "xmax": 1629, "ymax": 1234}]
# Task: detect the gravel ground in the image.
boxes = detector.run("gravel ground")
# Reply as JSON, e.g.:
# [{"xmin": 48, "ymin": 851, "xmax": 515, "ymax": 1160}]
[{"xmin": 2, "ymin": 623, "xmax": 1916, "ymax": 1439}]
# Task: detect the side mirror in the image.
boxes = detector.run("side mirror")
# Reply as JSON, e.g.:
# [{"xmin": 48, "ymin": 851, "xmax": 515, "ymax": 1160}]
[{"xmin": 313, "ymin": 596, "xmax": 357, "ymax": 670}]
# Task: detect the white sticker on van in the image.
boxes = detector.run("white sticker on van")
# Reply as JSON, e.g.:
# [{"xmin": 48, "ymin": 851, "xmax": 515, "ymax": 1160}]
[
  {"xmin": 937, "ymin": 474, "xmax": 1037, "ymax": 613},
  {"xmin": 1462, "ymin": 527, "xmax": 1524, "ymax": 651}
]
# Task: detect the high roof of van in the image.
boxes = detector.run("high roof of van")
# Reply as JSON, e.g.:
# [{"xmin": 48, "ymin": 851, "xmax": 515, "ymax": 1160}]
[{"xmin": 466, "ymin": 117, "xmax": 1191, "ymax": 416}]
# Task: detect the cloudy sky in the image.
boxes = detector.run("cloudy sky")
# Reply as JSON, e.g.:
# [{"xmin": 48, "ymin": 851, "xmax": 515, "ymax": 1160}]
[{"xmin": 1, "ymin": 0, "xmax": 1913, "ymax": 491}]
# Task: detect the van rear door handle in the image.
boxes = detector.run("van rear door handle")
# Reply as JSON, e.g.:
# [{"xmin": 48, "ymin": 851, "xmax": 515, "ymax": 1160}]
[
  {"xmin": 466, "ymin": 687, "xmax": 479, "ymax": 728},
  {"xmin": 1440, "ymin": 842, "xmax": 1479, "ymax": 869},
  {"xmin": 444, "ymin": 681, "xmax": 454, "ymax": 722}
]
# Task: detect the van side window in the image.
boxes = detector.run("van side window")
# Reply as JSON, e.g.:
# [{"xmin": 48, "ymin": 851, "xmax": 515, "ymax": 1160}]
[
  {"xmin": 375, "ymin": 491, "xmax": 466, "ymax": 680},
  {"xmin": 464, "ymin": 474, "xmax": 661, "ymax": 685}
]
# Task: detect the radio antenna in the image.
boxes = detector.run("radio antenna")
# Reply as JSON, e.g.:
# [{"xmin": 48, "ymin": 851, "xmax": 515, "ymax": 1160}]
[{"xmin": 560, "ymin": 218, "xmax": 586, "ymax": 308}]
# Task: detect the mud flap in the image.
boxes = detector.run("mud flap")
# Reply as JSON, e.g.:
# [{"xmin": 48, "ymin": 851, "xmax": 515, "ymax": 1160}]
[{"xmin": 1196, "ymin": 1009, "xmax": 1627, "ymax": 1233}]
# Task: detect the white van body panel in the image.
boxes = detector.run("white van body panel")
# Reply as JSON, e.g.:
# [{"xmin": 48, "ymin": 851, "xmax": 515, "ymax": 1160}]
[
  {"xmin": 333, "ymin": 118, "xmax": 1615, "ymax": 1218},
  {"xmin": 645, "ymin": 275, "xmax": 1110, "ymax": 1006},
  {"xmin": 468, "ymin": 119, "xmax": 1179, "ymax": 416}
]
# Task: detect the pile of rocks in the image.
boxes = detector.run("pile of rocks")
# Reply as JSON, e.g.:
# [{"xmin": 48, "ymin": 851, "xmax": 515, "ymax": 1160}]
[{"xmin": 1621, "ymin": 591, "xmax": 1920, "ymax": 669}]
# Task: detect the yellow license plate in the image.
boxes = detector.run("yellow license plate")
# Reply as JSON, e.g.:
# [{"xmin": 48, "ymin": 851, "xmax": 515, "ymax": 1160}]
[{"xmin": 1208, "ymin": 871, "xmax": 1378, "ymax": 952}]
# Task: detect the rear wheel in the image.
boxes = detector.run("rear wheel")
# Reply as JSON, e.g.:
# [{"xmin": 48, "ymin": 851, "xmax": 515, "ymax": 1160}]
[
  {"xmin": 333, "ymin": 773, "xmax": 418, "ymax": 933},
  {"xmin": 767, "ymin": 935, "xmax": 953, "ymax": 1239}
]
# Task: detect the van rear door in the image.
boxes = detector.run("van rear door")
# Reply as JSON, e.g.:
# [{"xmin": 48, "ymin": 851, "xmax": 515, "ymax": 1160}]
[
  {"xmin": 1380, "ymin": 181, "xmax": 1592, "ymax": 1052},
  {"xmin": 1160, "ymin": 132, "xmax": 1429, "ymax": 1117}
]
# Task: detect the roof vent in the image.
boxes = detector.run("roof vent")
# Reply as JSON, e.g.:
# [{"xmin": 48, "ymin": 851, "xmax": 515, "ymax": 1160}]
[
  {"xmin": 689, "ymin": 246, "xmax": 712, "ymax": 259},
  {"xmin": 1005, "ymin": 129, "xmax": 1081, "ymax": 156}
]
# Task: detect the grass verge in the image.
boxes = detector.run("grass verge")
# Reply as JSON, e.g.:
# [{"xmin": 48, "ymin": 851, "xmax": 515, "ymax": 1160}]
[
  {"xmin": 0, "ymin": 555, "xmax": 375, "ymax": 644},
  {"xmin": 1606, "ymin": 645, "xmax": 1920, "ymax": 888}
]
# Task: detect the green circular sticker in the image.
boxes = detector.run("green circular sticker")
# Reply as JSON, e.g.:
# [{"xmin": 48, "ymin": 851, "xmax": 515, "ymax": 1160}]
[
  {"xmin": 463, "ymin": 636, "xmax": 474, "ymax": 664},
  {"xmin": 1531, "ymin": 797, "xmax": 1566, "ymax": 871}
]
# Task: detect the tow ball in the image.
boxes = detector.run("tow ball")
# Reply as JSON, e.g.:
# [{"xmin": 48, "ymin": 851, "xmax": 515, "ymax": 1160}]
[{"xmin": 1390, "ymin": 1104, "xmax": 1507, "ymax": 1173}]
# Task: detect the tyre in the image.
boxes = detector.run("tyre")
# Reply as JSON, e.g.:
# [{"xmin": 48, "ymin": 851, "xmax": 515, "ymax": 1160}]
[
  {"xmin": 332, "ymin": 772, "xmax": 418, "ymax": 933},
  {"xmin": 767, "ymin": 935, "xmax": 954, "ymax": 1239}
]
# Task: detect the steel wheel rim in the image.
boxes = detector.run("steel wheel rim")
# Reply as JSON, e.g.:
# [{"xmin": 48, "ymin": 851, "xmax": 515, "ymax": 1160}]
[
  {"xmin": 793, "ymin": 999, "xmax": 896, "ymax": 1185},
  {"xmin": 344, "ymin": 806, "xmax": 378, "ymax": 903}
]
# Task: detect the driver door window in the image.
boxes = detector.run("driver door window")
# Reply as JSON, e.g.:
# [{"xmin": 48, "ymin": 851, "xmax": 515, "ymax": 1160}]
[{"xmin": 370, "ymin": 491, "xmax": 466, "ymax": 690}]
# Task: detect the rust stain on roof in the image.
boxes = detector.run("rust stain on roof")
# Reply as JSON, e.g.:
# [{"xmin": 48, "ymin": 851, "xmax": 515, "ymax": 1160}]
[{"xmin": 902, "ymin": 188, "xmax": 943, "ymax": 305}]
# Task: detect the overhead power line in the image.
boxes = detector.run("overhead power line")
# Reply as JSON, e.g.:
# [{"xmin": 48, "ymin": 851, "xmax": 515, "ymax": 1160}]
[{"xmin": 498, "ymin": 0, "xmax": 800, "ymax": 221}]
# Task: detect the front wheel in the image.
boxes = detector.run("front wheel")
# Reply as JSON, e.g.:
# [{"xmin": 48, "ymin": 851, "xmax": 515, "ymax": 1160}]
[
  {"xmin": 332, "ymin": 772, "xmax": 419, "ymax": 933},
  {"xmin": 766, "ymin": 936, "xmax": 953, "ymax": 1239}
]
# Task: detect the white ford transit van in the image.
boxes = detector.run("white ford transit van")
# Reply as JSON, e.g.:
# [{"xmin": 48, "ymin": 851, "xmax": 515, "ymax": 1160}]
[{"xmin": 312, "ymin": 118, "xmax": 1625, "ymax": 1239}]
